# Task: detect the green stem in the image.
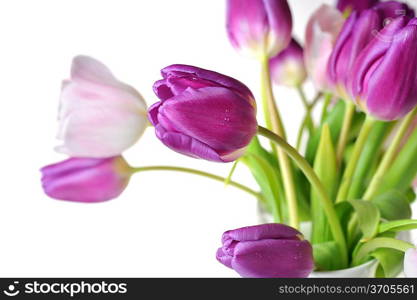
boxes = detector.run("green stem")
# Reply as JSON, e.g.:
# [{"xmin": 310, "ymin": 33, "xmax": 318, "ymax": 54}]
[
  {"xmin": 260, "ymin": 55, "xmax": 299, "ymax": 229},
  {"xmin": 258, "ymin": 126, "xmax": 348, "ymax": 267},
  {"xmin": 132, "ymin": 166, "xmax": 260, "ymax": 199},
  {"xmin": 352, "ymin": 237, "xmax": 414, "ymax": 266},
  {"xmin": 320, "ymin": 92, "xmax": 332, "ymax": 123},
  {"xmin": 363, "ymin": 107, "xmax": 417, "ymax": 200},
  {"xmin": 296, "ymin": 85, "xmax": 315, "ymax": 134},
  {"xmin": 336, "ymin": 102, "xmax": 355, "ymax": 167},
  {"xmin": 336, "ymin": 117, "xmax": 375, "ymax": 203}
]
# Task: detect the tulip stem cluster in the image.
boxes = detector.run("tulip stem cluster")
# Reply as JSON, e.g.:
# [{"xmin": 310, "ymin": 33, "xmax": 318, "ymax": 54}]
[
  {"xmin": 260, "ymin": 55, "xmax": 300, "ymax": 229},
  {"xmin": 257, "ymin": 125, "xmax": 348, "ymax": 266}
]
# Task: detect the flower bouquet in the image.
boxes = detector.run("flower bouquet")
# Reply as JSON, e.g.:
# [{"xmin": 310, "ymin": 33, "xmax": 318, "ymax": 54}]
[{"xmin": 41, "ymin": 0, "xmax": 417, "ymax": 278}]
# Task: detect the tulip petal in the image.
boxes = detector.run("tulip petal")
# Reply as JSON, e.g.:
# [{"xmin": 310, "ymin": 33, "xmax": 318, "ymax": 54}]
[
  {"xmin": 158, "ymin": 87, "xmax": 257, "ymax": 157},
  {"xmin": 232, "ymin": 239, "xmax": 314, "ymax": 278},
  {"xmin": 404, "ymin": 247, "xmax": 417, "ymax": 277},
  {"xmin": 362, "ymin": 24, "xmax": 417, "ymax": 120},
  {"xmin": 221, "ymin": 223, "xmax": 301, "ymax": 244},
  {"xmin": 160, "ymin": 64, "xmax": 255, "ymax": 105}
]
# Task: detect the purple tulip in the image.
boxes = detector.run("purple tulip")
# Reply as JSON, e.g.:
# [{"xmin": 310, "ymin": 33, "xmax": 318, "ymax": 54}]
[
  {"xmin": 226, "ymin": 0, "xmax": 292, "ymax": 57},
  {"xmin": 404, "ymin": 247, "xmax": 417, "ymax": 277},
  {"xmin": 349, "ymin": 17, "xmax": 417, "ymax": 120},
  {"xmin": 327, "ymin": 1, "xmax": 414, "ymax": 100},
  {"xmin": 336, "ymin": 0, "xmax": 380, "ymax": 14},
  {"xmin": 41, "ymin": 156, "xmax": 132, "ymax": 203},
  {"xmin": 148, "ymin": 65, "xmax": 257, "ymax": 162},
  {"xmin": 269, "ymin": 38, "xmax": 307, "ymax": 87},
  {"xmin": 216, "ymin": 224, "xmax": 314, "ymax": 278}
]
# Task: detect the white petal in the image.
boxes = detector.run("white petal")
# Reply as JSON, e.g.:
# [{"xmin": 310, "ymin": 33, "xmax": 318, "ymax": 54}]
[{"xmin": 404, "ymin": 247, "xmax": 417, "ymax": 277}]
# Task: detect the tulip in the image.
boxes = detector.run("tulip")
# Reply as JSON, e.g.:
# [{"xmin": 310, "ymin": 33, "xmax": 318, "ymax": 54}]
[
  {"xmin": 404, "ymin": 247, "xmax": 417, "ymax": 277},
  {"xmin": 269, "ymin": 39, "xmax": 307, "ymax": 87},
  {"xmin": 148, "ymin": 64, "xmax": 257, "ymax": 162},
  {"xmin": 304, "ymin": 4, "xmax": 344, "ymax": 91},
  {"xmin": 56, "ymin": 56, "xmax": 148, "ymax": 158},
  {"xmin": 327, "ymin": 1, "xmax": 414, "ymax": 101},
  {"xmin": 41, "ymin": 156, "xmax": 132, "ymax": 203},
  {"xmin": 216, "ymin": 223, "xmax": 314, "ymax": 278},
  {"xmin": 226, "ymin": 0, "xmax": 292, "ymax": 57},
  {"xmin": 349, "ymin": 17, "xmax": 417, "ymax": 120},
  {"xmin": 336, "ymin": 0, "xmax": 380, "ymax": 14}
]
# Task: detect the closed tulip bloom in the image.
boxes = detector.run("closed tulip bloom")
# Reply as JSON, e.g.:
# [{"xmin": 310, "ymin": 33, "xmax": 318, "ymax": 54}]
[
  {"xmin": 226, "ymin": 0, "xmax": 292, "ymax": 57},
  {"xmin": 349, "ymin": 17, "xmax": 417, "ymax": 120},
  {"xmin": 269, "ymin": 39, "xmax": 307, "ymax": 87},
  {"xmin": 327, "ymin": 1, "xmax": 414, "ymax": 100},
  {"xmin": 57, "ymin": 56, "xmax": 147, "ymax": 158},
  {"xmin": 336, "ymin": 0, "xmax": 379, "ymax": 14},
  {"xmin": 404, "ymin": 247, "xmax": 417, "ymax": 277},
  {"xmin": 148, "ymin": 65, "xmax": 257, "ymax": 162},
  {"xmin": 304, "ymin": 5, "xmax": 344, "ymax": 91},
  {"xmin": 41, "ymin": 156, "xmax": 132, "ymax": 203},
  {"xmin": 216, "ymin": 224, "xmax": 314, "ymax": 278}
]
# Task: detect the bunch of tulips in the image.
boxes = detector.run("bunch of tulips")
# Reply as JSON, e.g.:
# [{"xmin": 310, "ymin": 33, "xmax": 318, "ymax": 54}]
[{"xmin": 41, "ymin": 0, "xmax": 417, "ymax": 278}]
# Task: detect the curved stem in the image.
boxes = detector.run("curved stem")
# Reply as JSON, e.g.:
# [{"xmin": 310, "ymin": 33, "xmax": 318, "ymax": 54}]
[
  {"xmin": 320, "ymin": 93, "xmax": 332, "ymax": 122},
  {"xmin": 336, "ymin": 117, "xmax": 375, "ymax": 203},
  {"xmin": 257, "ymin": 126, "xmax": 348, "ymax": 267},
  {"xmin": 296, "ymin": 85, "xmax": 314, "ymax": 134},
  {"xmin": 132, "ymin": 166, "xmax": 260, "ymax": 199},
  {"xmin": 260, "ymin": 55, "xmax": 299, "ymax": 229},
  {"xmin": 336, "ymin": 102, "xmax": 355, "ymax": 167},
  {"xmin": 352, "ymin": 237, "xmax": 414, "ymax": 266},
  {"xmin": 363, "ymin": 107, "xmax": 417, "ymax": 200}
]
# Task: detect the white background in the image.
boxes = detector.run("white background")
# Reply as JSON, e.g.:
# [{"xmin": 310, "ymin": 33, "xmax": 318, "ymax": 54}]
[{"xmin": 0, "ymin": 0, "xmax": 416, "ymax": 277}]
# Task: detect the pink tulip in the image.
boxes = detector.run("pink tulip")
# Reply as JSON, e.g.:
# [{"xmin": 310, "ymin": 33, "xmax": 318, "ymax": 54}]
[
  {"xmin": 41, "ymin": 156, "xmax": 132, "ymax": 203},
  {"xmin": 56, "ymin": 56, "xmax": 147, "ymax": 158},
  {"xmin": 404, "ymin": 247, "xmax": 417, "ymax": 277},
  {"xmin": 304, "ymin": 5, "xmax": 344, "ymax": 91}
]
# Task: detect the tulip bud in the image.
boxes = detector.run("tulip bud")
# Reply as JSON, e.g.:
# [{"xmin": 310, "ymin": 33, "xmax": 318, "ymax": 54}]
[
  {"xmin": 304, "ymin": 5, "xmax": 344, "ymax": 91},
  {"xmin": 216, "ymin": 223, "xmax": 314, "ymax": 278},
  {"xmin": 336, "ymin": 0, "xmax": 380, "ymax": 14},
  {"xmin": 350, "ymin": 17, "xmax": 417, "ymax": 120},
  {"xmin": 327, "ymin": 2, "xmax": 414, "ymax": 100},
  {"xmin": 41, "ymin": 156, "xmax": 132, "ymax": 203},
  {"xmin": 404, "ymin": 247, "xmax": 417, "ymax": 277},
  {"xmin": 269, "ymin": 38, "xmax": 307, "ymax": 87},
  {"xmin": 226, "ymin": 0, "xmax": 292, "ymax": 57},
  {"xmin": 148, "ymin": 64, "xmax": 257, "ymax": 162},
  {"xmin": 57, "ymin": 56, "xmax": 148, "ymax": 158}
]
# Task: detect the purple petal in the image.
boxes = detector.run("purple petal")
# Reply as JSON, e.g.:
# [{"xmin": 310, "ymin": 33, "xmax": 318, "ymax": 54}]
[
  {"xmin": 232, "ymin": 239, "xmax": 314, "ymax": 278},
  {"xmin": 337, "ymin": 0, "xmax": 379, "ymax": 13},
  {"xmin": 154, "ymin": 124, "xmax": 222, "ymax": 162},
  {"xmin": 158, "ymin": 87, "xmax": 257, "ymax": 157}
]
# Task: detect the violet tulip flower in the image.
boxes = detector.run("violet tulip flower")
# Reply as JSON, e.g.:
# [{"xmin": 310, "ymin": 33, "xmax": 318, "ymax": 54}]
[
  {"xmin": 336, "ymin": 0, "xmax": 380, "ymax": 14},
  {"xmin": 41, "ymin": 156, "xmax": 132, "ymax": 203},
  {"xmin": 148, "ymin": 65, "xmax": 257, "ymax": 162},
  {"xmin": 327, "ymin": 1, "xmax": 414, "ymax": 101},
  {"xmin": 226, "ymin": 0, "xmax": 292, "ymax": 57},
  {"xmin": 57, "ymin": 56, "xmax": 148, "ymax": 158},
  {"xmin": 404, "ymin": 247, "xmax": 417, "ymax": 277},
  {"xmin": 349, "ymin": 17, "xmax": 417, "ymax": 120},
  {"xmin": 269, "ymin": 39, "xmax": 307, "ymax": 87},
  {"xmin": 216, "ymin": 224, "xmax": 314, "ymax": 278},
  {"xmin": 304, "ymin": 4, "xmax": 344, "ymax": 91}
]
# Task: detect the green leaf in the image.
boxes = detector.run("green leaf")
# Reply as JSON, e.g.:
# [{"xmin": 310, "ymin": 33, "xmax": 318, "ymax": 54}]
[
  {"xmin": 313, "ymin": 241, "xmax": 343, "ymax": 271},
  {"xmin": 378, "ymin": 124, "xmax": 417, "ymax": 195},
  {"xmin": 378, "ymin": 219, "xmax": 417, "ymax": 233},
  {"xmin": 311, "ymin": 124, "xmax": 337, "ymax": 244},
  {"xmin": 349, "ymin": 200, "xmax": 380, "ymax": 239},
  {"xmin": 305, "ymin": 101, "xmax": 345, "ymax": 164},
  {"xmin": 347, "ymin": 122, "xmax": 391, "ymax": 199},
  {"xmin": 242, "ymin": 140, "xmax": 285, "ymax": 222},
  {"xmin": 405, "ymin": 188, "xmax": 416, "ymax": 204},
  {"xmin": 371, "ymin": 190, "xmax": 412, "ymax": 220},
  {"xmin": 372, "ymin": 248, "xmax": 404, "ymax": 278}
]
